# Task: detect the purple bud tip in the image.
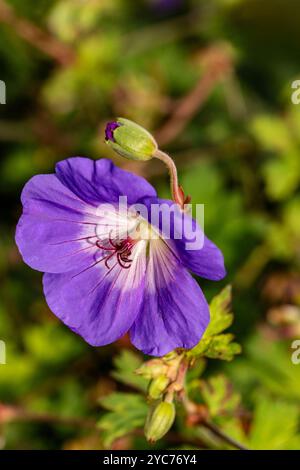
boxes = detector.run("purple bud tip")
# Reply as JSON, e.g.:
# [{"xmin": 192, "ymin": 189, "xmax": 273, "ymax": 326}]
[{"xmin": 105, "ymin": 121, "xmax": 121, "ymax": 142}]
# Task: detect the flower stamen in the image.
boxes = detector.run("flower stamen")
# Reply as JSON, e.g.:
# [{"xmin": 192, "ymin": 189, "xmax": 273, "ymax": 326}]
[{"xmin": 96, "ymin": 232, "xmax": 135, "ymax": 270}]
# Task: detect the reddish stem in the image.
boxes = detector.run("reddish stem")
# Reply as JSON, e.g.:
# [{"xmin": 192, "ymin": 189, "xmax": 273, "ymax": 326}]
[{"xmin": 153, "ymin": 149, "xmax": 188, "ymax": 209}]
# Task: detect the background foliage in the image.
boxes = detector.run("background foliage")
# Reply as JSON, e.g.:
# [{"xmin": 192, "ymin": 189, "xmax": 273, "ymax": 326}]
[{"xmin": 0, "ymin": 0, "xmax": 300, "ymax": 450}]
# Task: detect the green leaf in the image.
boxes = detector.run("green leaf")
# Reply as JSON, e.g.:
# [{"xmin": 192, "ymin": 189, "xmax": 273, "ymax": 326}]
[
  {"xmin": 111, "ymin": 350, "xmax": 148, "ymax": 392},
  {"xmin": 98, "ymin": 393, "xmax": 148, "ymax": 447},
  {"xmin": 204, "ymin": 335, "xmax": 241, "ymax": 361},
  {"xmin": 228, "ymin": 332, "xmax": 300, "ymax": 402},
  {"xmin": 187, "ymin": 286, "xmax": 241, "ymax": 361},
  {"xmin": 262, "ymin": 150, "xmax": 300, "ymax": 201},
  {"xmin": 248, "ymin": 395, "xmax": 300, "ymax": 450},
  {"xmin": 205, "ymin": 285, "xmax": 234, "ymax": 336},
  {"xmin": 200, "ymin": 375, "xmax": 241, "ymax": 418},
  {"xmin": 250, "ymin": 115, "xmax": 292, "ymax": 152}
]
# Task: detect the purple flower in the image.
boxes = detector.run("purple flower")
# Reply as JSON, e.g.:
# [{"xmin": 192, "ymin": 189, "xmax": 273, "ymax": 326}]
[{"xmin": 15, "ymin": 157, "xmax": 226, "ymax": 356}]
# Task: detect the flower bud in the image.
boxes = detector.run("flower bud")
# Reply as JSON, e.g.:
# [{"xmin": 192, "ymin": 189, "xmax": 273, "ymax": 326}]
[
  {"xmin": 136, "ymin": 359, "xmax": 167, "ymax": 379},
  {"xmin": 105, "ymin": 118, "xmax": 157, "ymax": 161},
  {"xmin": 148, "ymin": 375, "xmax": 170, "ymax": 400},
  {"xmin": 144, "ymin": 401, "xmax": 176, "ymax": 443}
]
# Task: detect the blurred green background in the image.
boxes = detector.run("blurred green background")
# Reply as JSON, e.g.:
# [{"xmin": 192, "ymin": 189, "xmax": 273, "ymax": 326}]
[{"xmin": 0, "ymin": 0, "xmax": 300, "ymax": 450}]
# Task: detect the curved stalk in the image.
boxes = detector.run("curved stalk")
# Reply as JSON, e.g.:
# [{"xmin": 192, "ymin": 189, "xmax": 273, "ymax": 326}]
[{"xmin": 153, "ymin": 149, "xmax": 187, "ymax": 209}]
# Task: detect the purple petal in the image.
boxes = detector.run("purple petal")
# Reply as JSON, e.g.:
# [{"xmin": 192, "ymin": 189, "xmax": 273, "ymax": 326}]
[
  {"xmin": 15, "ymin": 174, "xmax": 101, "ymax": 273},
  {"xmin": 55, "ymin": 157, "xmax": 156, "ymax": 206},
  {"xmin": 176, "ymin": 235, "xmax": 226, "ymax": 281},
  {"xmin": 43, "ymin": 243, "xmax": 147, "ymax": 346},
  {"xmin": 105, "ymin": 121, "xmax": 121, "ymax": 142},
  {"xmin": 139, "ymin": 197, "xmax": 226, "ymax": 281},
  {"xmin": 130, "ymin": 240, "xmax": 210, "ymax": 356}
]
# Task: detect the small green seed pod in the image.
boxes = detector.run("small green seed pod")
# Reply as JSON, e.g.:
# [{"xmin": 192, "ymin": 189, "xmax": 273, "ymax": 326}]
[
  {"xmin": 144, "ymin": 401, "xmax": 176, "ymax": 443},
  {"xmin": 105, "ymin": 118, "xmax": 157, "ymax": 161},
  {"xmin": 148, "ymin": 375, "xmax": 170, "ymax": 400}
]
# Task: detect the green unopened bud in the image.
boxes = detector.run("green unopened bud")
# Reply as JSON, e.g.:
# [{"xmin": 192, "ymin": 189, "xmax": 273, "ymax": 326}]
[
  {"xmin": 148, "ymin": 375, "xmax": 170, "ymax": 400},
  {"xmin": 144, "ymin": 401, "xmax": 176, "ymax": 443},
  {"xmin": 136, "ymin": 359, "xmax": 168, "ymax": 379},
  {"xmin": 105, "ymin": 118, "xmax": 157, "ymax": 161}
]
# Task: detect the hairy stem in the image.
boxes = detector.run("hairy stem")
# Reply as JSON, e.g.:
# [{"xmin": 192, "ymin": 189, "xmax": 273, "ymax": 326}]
[{"xmin": 153, "ymin": 149, "xmax": 185, "ymax": 208}]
